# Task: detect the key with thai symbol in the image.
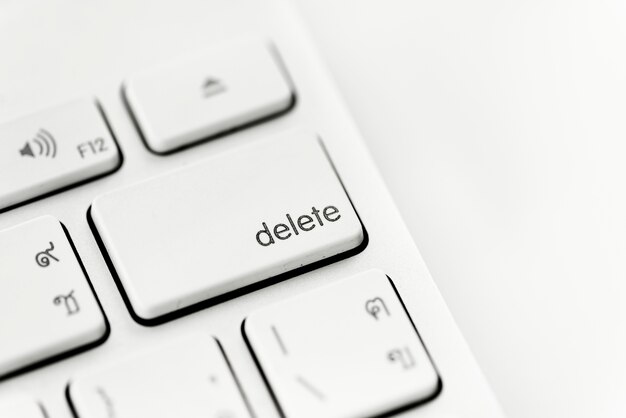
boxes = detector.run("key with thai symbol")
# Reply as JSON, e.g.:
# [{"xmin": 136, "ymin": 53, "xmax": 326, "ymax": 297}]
[
  {"xmin": 243, "ymin": 269, "xmax": 440, "ymax": 418},
  {"xmin": 0, "ymin": 216, "xmax": 108, "ymax": 378}
]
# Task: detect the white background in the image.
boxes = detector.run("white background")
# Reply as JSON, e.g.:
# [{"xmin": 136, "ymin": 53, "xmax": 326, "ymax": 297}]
[{"xmin": 295, "ymin": 1, "xmax": 626, "ymax": 417}]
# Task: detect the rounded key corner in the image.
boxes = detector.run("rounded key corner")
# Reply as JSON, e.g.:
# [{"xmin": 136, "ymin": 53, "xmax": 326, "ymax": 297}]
[
  {"xmin": 65, "ymin": 379, "xmax": 75, "ymax": 397},
  {"xmin": 265, "ymin": 41, "xmax": 297, "ymax": 94},
  {"xmin": 119, "ymin": 80, "xmax": 131, "ymax": 98},
  {"xmin": 0, "ymin": 320, "xmax": 111, "ymax": 383},
  {"xmin": 94, "ymin": 313, "xmax": 112, "ymax": 344},
  {"xmin": 280, "ymin": 90, "xmax": 298, "ymax": 116},
  {"xmin": 86, "ymin": 204, "xmax": 101, "ymax": 241},
  {"xmin": 91, "ymin": 95, "xmax": 103, "ymax": 107},
  {"xmin": 412, "ymin": 374, "xmax": 445, "ymax": 413},
  {"xmin": 345, "ymin": 221, "xmax": 369, "ymax": 259},
  {"xmin": 86, "ymin": 203, "xmax": 95, "ymax": 219},
  {"xmin": 107, "ymin": 145, "xmax": 125, "ymax": 174},
  {"xmin": 88, "ymin": 199, "xmax": 104, "ymax": 220},
  {"xmin": 75, "ymin": 288, "xmax": 111, "ymax": 352},
  {"xmin": 65, "ymin": 382, "xmax": 81, "ymax": 418},
  {"xmin": 120, "ymin": 79, "xmax": 138, "ymax": 108},
  {"xmin": 128, "ymin": 312, "xmax": 159, "ymax": 327},
  {"xmin": 240, "ymin": 317, "xmax": 255, "ymax": 342},
  {"xmin": 431, "ymin": 374, "xmax": 444, "ymax": 401},
  {"xmin": 119, "ymin": 83, "xmax": 164, "ymax": 157},
  {"xmin": 119, "ymin": 297, "xmax": 164, "ymax": 328},
  {"xmin": 211, "ymin": 334, "xmax": 223, "ymax": 346},
  {"xmin": 134, "ymin": 307, "xmax": 164, "ymax": 327},
  {"xmin": 383, "ymin": 375, "xmax": 443, "ymax": 418},
  {"xmin": 356, "ymin": 222, "xmax": 368, "ymax": 247},
  {"xmin": 145, "ymin": 138, "xmax": 175, "ymax": 156}
]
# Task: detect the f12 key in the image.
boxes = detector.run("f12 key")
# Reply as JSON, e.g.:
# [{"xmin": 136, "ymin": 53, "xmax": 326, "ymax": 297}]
[{"xmin": 0, "ymin": 99, "xmax": 121, "ymax": 212}]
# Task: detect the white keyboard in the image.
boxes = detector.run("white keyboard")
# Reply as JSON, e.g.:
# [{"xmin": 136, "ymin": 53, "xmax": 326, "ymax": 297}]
[{"xmin": 0, "ymin": 1, "xmax": 503, "ymax": 417}]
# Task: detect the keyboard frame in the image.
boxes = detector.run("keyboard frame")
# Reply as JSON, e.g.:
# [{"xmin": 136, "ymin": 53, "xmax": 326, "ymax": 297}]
[{"xmin": 0, "ymin": 0, "xmax": 503, "ymax": 416}]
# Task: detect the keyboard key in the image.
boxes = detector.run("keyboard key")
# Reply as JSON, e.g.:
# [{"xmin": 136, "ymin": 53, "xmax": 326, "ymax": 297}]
[
  {"xmin": 243, "ymin": 270, "xmax": 440, "ymax": 418},
  {"xmin": 0, "ymin": 216, "xmax": 108, "ymax": 378},
  {"xmin": 68, "ymin": 334, "xmax": 251, "ymax": 418},
  {"xmin": 90, "ymin": 132, "xmax": 365, "ymax": 323},
  {"xmin": 0, "ymin": 99, "xmax": 121, "ymax": 211},
  {"xmin": 123, "ymin": 39, "xmax": 294, "ymax": 153},
  {"xmin": 0, "ymin": 395, "xmax": 46, "ymax": 418}
]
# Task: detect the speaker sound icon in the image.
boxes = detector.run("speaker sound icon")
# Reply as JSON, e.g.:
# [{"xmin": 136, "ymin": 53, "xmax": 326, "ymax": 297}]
[{"xmin": 19, "ymin": 129, "xmax": 58, "ymax": 159}]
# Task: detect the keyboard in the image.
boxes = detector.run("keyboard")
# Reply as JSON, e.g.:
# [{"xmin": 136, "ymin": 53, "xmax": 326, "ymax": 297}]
[{"xmin": 0, "ymin": 1, "xmax": 504, "ymax": 417}]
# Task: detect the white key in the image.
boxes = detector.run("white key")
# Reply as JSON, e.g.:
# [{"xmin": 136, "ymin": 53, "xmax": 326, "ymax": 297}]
[
  {"xmin": 243, "ymin": 270, "xmax": 440, "ymax": 418},
  {"xmin": 91, "ymin": 132, "xmax": 364, "ymax": 323},
  {"xmin": 68, "ymin": 334, "xmax": 251, "ymax": 418},
  {"xmin": 124, "ymin": 38, "xmax": 294, "ymax": 153},
  {"xmin": 0, "ymin": 395, "xmax": 46, "ymax": 418},
  {"xmin": 0, "ymin": 99, "xmax": 121, "ymax": 211},
  {"xmin": 0, "ymin": 216, "xmax": 108, "ymax": 378}
]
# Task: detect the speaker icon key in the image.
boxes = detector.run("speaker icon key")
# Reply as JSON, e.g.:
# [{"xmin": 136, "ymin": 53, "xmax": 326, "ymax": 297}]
[
  {"xmin": 0, "ymin": 98, "xmax": 122, "ymax": 212},
  {"xmin": 19, "ymin": 128, "xmax": 58, "ymax": 159}
]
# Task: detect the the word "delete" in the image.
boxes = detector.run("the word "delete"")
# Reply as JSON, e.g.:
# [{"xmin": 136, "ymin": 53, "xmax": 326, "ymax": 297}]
[{"xmin": 256, "ymin": 205, "xmax": 342, "ymax": 247}]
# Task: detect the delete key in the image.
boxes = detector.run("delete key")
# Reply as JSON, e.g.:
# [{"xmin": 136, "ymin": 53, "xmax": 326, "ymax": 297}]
[{"xmin": 90, "ymin": 132, "xmax": 365, "ymax": 324}]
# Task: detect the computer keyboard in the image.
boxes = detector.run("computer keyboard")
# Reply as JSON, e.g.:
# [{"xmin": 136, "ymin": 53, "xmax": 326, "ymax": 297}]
[{"xmin": 0, "ymin": 1, "xmax": 503, "ymax": 417}]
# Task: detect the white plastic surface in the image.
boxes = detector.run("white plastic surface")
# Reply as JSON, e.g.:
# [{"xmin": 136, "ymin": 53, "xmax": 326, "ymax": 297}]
[
  {"xmin": 0, "ymin": 395, "xmax": 45, "ymax": 418},
  {"xmin": 244, "ymin": 269, "xmax": 440, "ymax": 418},
  {"xmin": 0, "ymin": 216, "xmax": 107, "ymax": 377},
  {"xmin": 69, "ymin": 333, "xmax": 250, "ymax": 418},
  {"xmin": 0, "ymin": 1, "xmax": 503, "ymax": 417},
  {"xmin": 124, "ymin": 39, "xmax": 293, "ymax": 153},
  {"xmin": 91, "ymin": 132, "xmax": 364, "ymax": 321},
  {"xmin": 0, "ymin": 99, "xmax": 121, "ymax": 210},
  {"xmin": 294, "ymin": 1, "xmax": 626, "ymax": 416}
]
